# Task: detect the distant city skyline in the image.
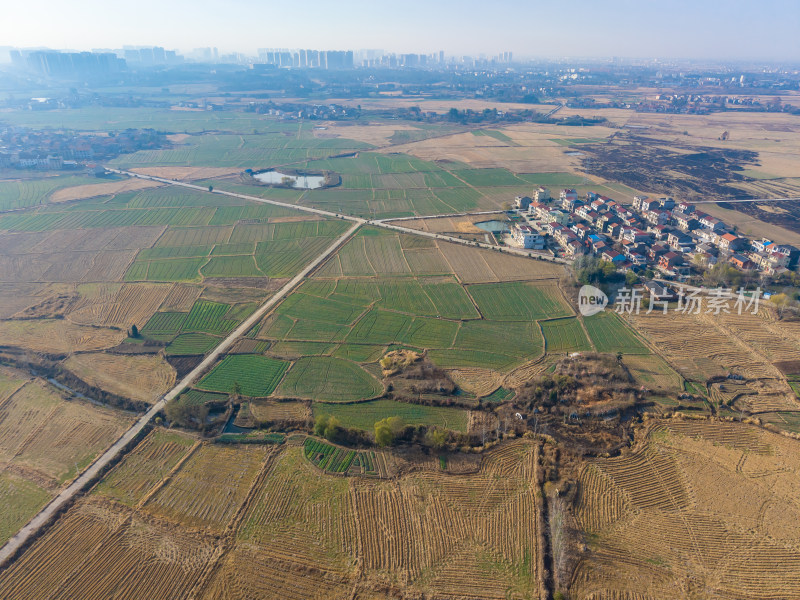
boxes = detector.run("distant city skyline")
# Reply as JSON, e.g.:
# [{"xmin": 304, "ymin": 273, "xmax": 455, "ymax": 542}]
[{"xmin": 2, "ymin": 0, "xmax": 799, "ymax": 61}]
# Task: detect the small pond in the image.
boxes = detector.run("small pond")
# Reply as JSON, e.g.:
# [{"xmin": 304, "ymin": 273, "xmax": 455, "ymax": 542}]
[
  {"xmin": 253, "ymin": 170, "xmax": 325, "ymax": 189},
  {"xmin": 474, "ymin": 220, "xmax": 510, "ymax": 233}
]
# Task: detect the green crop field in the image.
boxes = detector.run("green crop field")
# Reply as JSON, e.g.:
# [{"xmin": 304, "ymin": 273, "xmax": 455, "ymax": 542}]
[
  {"xmin": 0, "ymin": 472, "xmax": 52, "ymax": 545},
  {"xmin": 468, "ymin": 282, "xmax": 572, "ymax": 321},
  {"xmin": 276, "ymin": 291, "xmax": 367, "ymax": 326},
  {"xmin": 427, "ymin": 348, "xmax": 517, "ymax": 370},
  {"xmin": 197, "ymin": 354, "xmax": 290, "ymax": 397},
  {"xmin": 125, "ymin": 257, "xmax": 205, "ymax": 282},
  {"xmin": 331, "ymin": 343, "xmax": 386, "ymax": 363},
  {"xmin": 181, "ymin": 389, "xmax": 228, "ymax": 405},
  {"xmin": 450, "ymin": 168, "xmax": 527, "ymax": 187},
  {"xmin": 584, "ymin": 312, "xmax": 650, "ymax": 354},
  {"xmin": 165, "ymin": 332, "xmax": 220, "ymax": 355},
  {"xmin": 312, "ymin": 399, "xmax": 469, "ymax": 432},
  {"xmin": 541, "ymin": 317, "xmax": 593, "ymax": 353},
  {"xmin": 137, "ymin": 245, "xmax": 213, "ymax": 260},
  {"xmin": 269, "ymin": 341, "xmax": 337, "ymax": 357},
  {"xmin": 347, "ymin": 309, "xmax": 414, "ymax": 345},
  {"xmin": 182, "ymin": 300, "xmax": 240, "ymax": 335},
  {"xmin": 276, "ymin": 356, "xmax": 383, "ymax": 402},
  {"xmin": 0, "ymin": 175, "xmax": 97, "ymax": 211},
  {"xmin": 141, "ymin": 311, "xmax": 188, "ymax": 336},
  {"xmin": 201, "ymin": 255, "xmax": 263, "ymax": 278}
]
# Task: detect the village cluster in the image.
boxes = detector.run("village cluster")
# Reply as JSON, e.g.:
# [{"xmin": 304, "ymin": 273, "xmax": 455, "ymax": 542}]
[{"xmin": 510, "ymin": 187, "xmax": 799, "ymax": 278}]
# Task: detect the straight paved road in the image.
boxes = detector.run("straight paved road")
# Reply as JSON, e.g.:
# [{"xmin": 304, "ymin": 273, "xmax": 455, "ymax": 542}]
[{"xmin": 0, "ymin": 220, "xmax": 361, "ymax": 568}]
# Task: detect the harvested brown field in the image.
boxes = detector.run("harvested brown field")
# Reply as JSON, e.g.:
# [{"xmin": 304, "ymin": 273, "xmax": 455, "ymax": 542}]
[
  {"xmin": 0, "ymin": 283, "xmax": 49, "ymax": 318},
  {"xmin": 383, "ymin": 127, "xmax": 585, "ymax": 173},
  {"xmin": 159, "ymin": 282, "xmax": 204, "ymax": 311},
  {"xmin": 143, "ymin": 444, "xmax": 272, "ymax": 532},
  {"xmin": 63, "ymin": 353, "xmax": 176, "ymax": 403},
  {"xmin": 60, "ymin": 282, "xmax": 173, "ymax": 329},
  {"xmin": 94, "ymin": 429, "xmax": 198, "ymax": 507},
  {"xmin": 130, "ymin": 166, "xmax": 242, "ymax": 180},
  {"xmin": 199, "ymin": 441, "xmax": 541, "ymax": 599},
  {"xmin": 447, "ymin": 366, "xmax": 505, "ymax": 396},
  {"xmin": 0, "ymin": 319, "xmax": 125, "ymax": 353},
  {"xmin": 0, "ymin": 498, "xmax": 220, "ymax": 600},
  {"xmin": 622, "ymin": 354, "xmax": 683, "ymax": 393},
  {"xmin": 0, "ymin": 377, "xmax": 131, "ymax": 484},
  {"xmin": 48, "ymin": 178, "xmax": 162, "ymax": 202},
  {"xmin": 248, "ymin": 400, "xmax": 310, "ymax": 423},
  {"xmin": 570, "ymin": 420, "xmax": 800, "ymax": 600}
]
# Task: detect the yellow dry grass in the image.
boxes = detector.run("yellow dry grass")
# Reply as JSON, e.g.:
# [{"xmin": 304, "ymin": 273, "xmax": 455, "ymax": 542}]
[
  {"xmin": 63, "ymin": 353, "xmax": 176, "ymax": 404},
  {"xmin": 49, "ymin": 178, "xmax": 162, "ymax": 202}
]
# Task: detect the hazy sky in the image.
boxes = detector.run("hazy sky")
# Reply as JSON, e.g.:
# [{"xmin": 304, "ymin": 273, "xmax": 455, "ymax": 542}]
[{"xmin": 2, "ymin": 0, "xmax": 798, "ymax": 60}]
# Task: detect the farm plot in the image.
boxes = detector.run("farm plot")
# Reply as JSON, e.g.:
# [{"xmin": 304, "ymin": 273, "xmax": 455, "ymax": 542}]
[
  {"xmin": 623, "ymin": 354, "xmax": 684, "ymax": 393},
  {"xmin": 247, "ymin": 400, "xmax": 310, "ymax": 424},
  {"xmin": 275, "ymin": 356, "xmax": 383, "ymax": 402},
  {"xmin": 0, "ymin": 380, "xmax": 132, "ymax": 484},
  {"xmin": 124, "ymin": 257, "xmax": 206, "ymax": 282},
  {"xmin": 0, "ymin": 471, "xmax": 52, "ymax": 545},
  {"xmin": 165, "ymin": 332, "xmax": 220, "ymax": 355},
  {"xmin": 63, "ymin": 352, "xmax": 176, "ymax": 404},
  {"xmin": 541, "ymin": 317, "xmax": 593, "ymax": 353},
  {"xmin": 583, "ymin": 311, "xmax": 650, "ymax": 354},
  {"xmin": 70, "ymin": 282, "xmax": 175, "ymax": 329},
  {"xmin": 94, "ymin": 429, "xmax": 197, "ymax": 506},
  {"xmin": 197, "ymin": 354, "xmax": 290, "ymax": 397},
  {"xmin": 468, "ymin": 281, "xmax": 572, "ymax": 321},
  {"xmin": 0, "ymin": 497, "xmax": 219, "ymax": 600},
  {"xmin": 183, "ymin": 300, "xmax": 240, "ymax": 334},
  {"xmin": 571, "ymin": 421, "xmax": 800, "ymax": 600},
  {"xmin": 144, "ymin": 443, "xmax": 271, "ymax": 531},
  {"xmin": 312, "ymin": 399, "xmax": 469, "ymax": 432},
  {"xmin": 0, "ymin": 319, "xmax": 124, "ymax": 354},
  {"xmin": 629, "ymin": 310, "xmax": 786, "ymax": 389},
  {"xmin": 201, "ymin": 254, "xmax": 263, "ymax": 278}
]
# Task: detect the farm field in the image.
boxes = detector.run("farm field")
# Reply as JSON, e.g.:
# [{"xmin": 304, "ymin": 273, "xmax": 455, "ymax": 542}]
[
  {"xmin": 540, "ymin": 317, "xmax": 593, "ymax": 353},
  {"xmin": 63, "ymin": 352, "xmax": 176, "ymax": 404},
  {"xmin": 0, "ymin": 366, "xmax": 133, "ymax": 507},
  {"xmin": 571, "ymin": 420, "xmax": 800, "ymax": 600},
  {"xmin": 276, "ymin": 356, "xmax": 383, "ymax": 402},
  {"xmin": 0, "ymin": 175, "xmax": 355, "ymax": 419},
  {"xmin": 5, "ymin": 103, "xmax": 800, "ymax": 600},
  {"xmin": 626, "ymin": 310, "xmax": 796, "ymax": 413},
  {"xmin": 197, "ymin": 354, "xmax": 290, "ymax": 397}
]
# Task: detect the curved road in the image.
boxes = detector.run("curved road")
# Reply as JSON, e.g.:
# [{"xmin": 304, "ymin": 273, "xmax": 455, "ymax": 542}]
[{"xmin": 0, "ymin": 220, "xmax": 361, "ymax": 568}]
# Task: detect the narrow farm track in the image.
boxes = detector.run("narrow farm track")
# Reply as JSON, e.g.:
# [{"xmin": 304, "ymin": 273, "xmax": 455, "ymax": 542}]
[{"xmin": 0, "ymin": 219, "xmax": 362, "ymax": 569}]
